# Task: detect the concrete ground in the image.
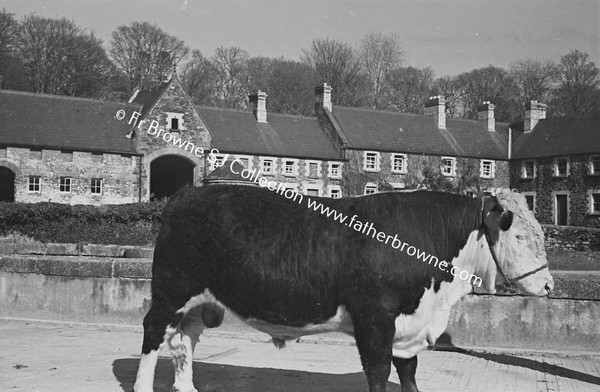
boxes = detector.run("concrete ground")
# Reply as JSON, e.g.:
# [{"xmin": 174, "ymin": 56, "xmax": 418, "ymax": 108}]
[{"xmin": 1, "ymin": 319, "xmax": 599, "ymax": 392}]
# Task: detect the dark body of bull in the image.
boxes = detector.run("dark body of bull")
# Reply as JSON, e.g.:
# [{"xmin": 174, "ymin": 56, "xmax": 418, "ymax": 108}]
[{"xmin": 142, "ymin": 185, "xmax": 495, "ymax": 392}]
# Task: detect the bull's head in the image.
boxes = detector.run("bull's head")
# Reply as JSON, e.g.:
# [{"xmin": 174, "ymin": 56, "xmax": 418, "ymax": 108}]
[{"xmin": 481, "ymin": 190, "xmax": 554, "ymax": 296}]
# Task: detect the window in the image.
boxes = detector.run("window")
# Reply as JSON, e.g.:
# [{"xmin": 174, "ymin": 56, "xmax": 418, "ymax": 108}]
[
  {"xmin": 364, "ymin": 183, "xmax": 378, "ymax": 195},
  {"xmin": 522, "ymin": 192, "xmax": 536, "ymax": 213},
  {"xmin": 591, "ymin": 193, "xmax": 600, "ymax": 214},
  {"xmin": 92, "ymin": 152, "xmax": 103, "ymax": 163},
  {"xmin": 480, "ymin": 160, "xmax": 495, "ymax": 179},
  {"xmin": 589, "ymin": 156, "xmax": 600, "ymax": 175},
  {"xmin": 238, "ymin": 158, "xmax": 249, "ymax": 168},
  {"xmin": 390, "ymin": 182, "xmax": 405, "ymax": 191},
  {"xmin": 330, "ymin": 188, "xmax": 341, "ymax": 198},
  {"xmin": 328, "ymin": 162, "xmax": 342, "ymax": 178},
  {"xmin": 391, "ymin": 154, "xmax": 407, "ymax": 174},
  {"xmin": 364, "ymin": 151, "xmax": 380, "ymax": 172},
  {"xmin": 59, "ymin": 177, "xmax": 72, "ymax": 193},
  {"xmin": 306, "ymin": 161, "xmax": 320, "ymax": 178},
  {"xmin": 30, "ymin": 148, "xmax": 42, "ymax": 160},
  {"xmin": 210, "ymin": 154, "xmax": 228, "ymax": 170},
  {"xmin": 522, "ymin": 160, "xmax": 536, "ymax": 179},
  {"xmin": 171, "ymin": 118, "xmax": 179, "ymax": 130},
  {"xmin": 466, "ymin": 191, "xmax": 476, "ymax": 198},
  {"xmin": 554, "ymin": 158, "xmax": 569, "ymax": 177},
  {"xmin": 90, "ymin": 178, "xmax": 103, "ymax": 194},
  {"xmin": 166, "ymin": 112, "xmax": 184, "ymax": 130},
  {"xmin": 283, "ymin": 159, "xmax": 298, "ymax": 176},
  {"xmin": 305, "ymin": 188, "xmax": 319, "ymax": 197},
  {"xmin": 260, "ymin": 158, "xmax": 275, "ymax": 174},
  {"xmin": 28, "ymin": 176, "xmax": 41, "ymax": 192},
  {"xmin": 441, "ymin": 157, "xmax": 456, "ymax": 176}
]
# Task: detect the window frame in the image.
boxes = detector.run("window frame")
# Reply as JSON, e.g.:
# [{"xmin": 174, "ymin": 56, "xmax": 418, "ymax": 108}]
[
  {"xmin": 589, "ymin": 155, "xmax": 600, "ymax": 175},
  {"xmin": 391, "ymin": 154, "xmax": 407, "ymax": 174},
  {"xmin": 59, "ymin": 177, "xmax": 72, "ymax": 193},
  {"xmin": 28, "ymin": 175, "xmax": 41, "ymax": 192},
  {"xmin": 306, "ymin": 160, "xmax": 322, "ymax": 178},
  {"xmin": 521, "ymin": 191, "xmax": 536, "ymax": 213},
  {"xmin": 521, "ymin": 160, "xmax": 537, "ymax": 179},
  {"xmin": 553, "ymin": 157, "xmax": 569, "ymax": 177},
  {"xmin": 282, "ymin": 158, "xmax": 299, "ymax": 177},
  {"xmin": 90, "ymin": 178, "xmax": 103, "ymax": 195},
  {"xmin": 364, "ymin": 182, "xmax": 378, "ymax": 195},
  {"xmin": 363, "ymin": 151, "xmax": 381, "ymax": 172},
  {"xmin": 329, "ymin": 185, "xmax": 342, "ymax": 198},
  {"xmin": 259, "ymin": 157, "xmax": 275, "ymax": 174},
  {"xmin": 480, "ymin": 159, "xmax": 495, "ymax": 179},
  {"xmin": 589, "ymin": 191, "xmax": 600, "ymax": 215},
  {"xmin": 328, "ymin": 162, "xmax": 342, "ymax": 178},
  {"xmin": 166, "ymin": 112, "xmax": 185, "ymax": 131},
  {"xmin": 304, "ymin": 187, "xmax": 321, "ymax": 197},
  {"xmin": 441, "ymin": 156, "xmax": 456, "ymax": 177},
  {"xmin": 233, "ymin": 155, "xmax": 253, "ymax": 171},
  {"xmin": 209, "ymin": 153, "xmax": 229, "ymax": 170}
]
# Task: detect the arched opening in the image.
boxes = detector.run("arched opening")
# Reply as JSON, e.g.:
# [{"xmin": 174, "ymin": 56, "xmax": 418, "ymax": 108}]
[
  {"xmin": 150, "ymin": 155, "xmax": 195, "ymax": 201},
  {"xmin": 0, "ymin": 166, "xmax": 15, "ymax": 202}
]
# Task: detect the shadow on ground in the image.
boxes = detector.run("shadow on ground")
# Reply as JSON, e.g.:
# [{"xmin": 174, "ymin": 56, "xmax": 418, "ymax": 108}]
[{"xmin": 113, "ymin": 358, "xmax": 398, "ymax": 392}]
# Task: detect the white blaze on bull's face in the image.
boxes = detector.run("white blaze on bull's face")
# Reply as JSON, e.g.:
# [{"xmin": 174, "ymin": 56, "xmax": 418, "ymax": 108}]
[{"xmin": 493, "ymin": 191, "xmax": 554, "ymax": 296}]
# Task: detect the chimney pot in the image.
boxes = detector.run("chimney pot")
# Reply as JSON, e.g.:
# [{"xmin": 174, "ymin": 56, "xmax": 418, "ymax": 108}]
[
  {"xmin": 424, "ymin": 95, "xmax": 446, "ymax": 129},
  {"xmin": 249, "ymin": 90, "xmax": 267, "ymax": 123},
  {"xmin": 477, "ymin": 101, "xmax": 495, "ymax": 132},
  {"xmin": 315, "ymin": 83, "xmax": 333, "ymax": 112},
  {"xmin": 524, "ymin": 100, "xmax": 547, "ymax": 133}
]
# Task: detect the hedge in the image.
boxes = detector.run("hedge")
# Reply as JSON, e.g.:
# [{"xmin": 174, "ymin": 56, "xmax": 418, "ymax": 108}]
[{"xmin": 0, "ymin": 201, "xmax": 166, "ymax": 245}]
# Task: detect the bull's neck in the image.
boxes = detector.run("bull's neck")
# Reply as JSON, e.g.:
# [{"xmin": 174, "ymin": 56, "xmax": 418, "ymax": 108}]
[{"xmin": 441, "ymin": 229, "xmax": 497, "ymax": 306}]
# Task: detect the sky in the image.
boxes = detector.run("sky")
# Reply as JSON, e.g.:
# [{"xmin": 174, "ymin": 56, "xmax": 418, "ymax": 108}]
[{"xmin": 3, "ymin": 0, "xmax": 600, "ymax": 77}]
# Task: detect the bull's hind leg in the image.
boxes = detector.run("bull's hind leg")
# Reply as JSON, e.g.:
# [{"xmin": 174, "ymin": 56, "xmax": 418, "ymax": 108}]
[
  {"xmin": 134, "ymin": 301, "xmax": 183, "ymax": 392},
  {"xmin": 169, "ymin": 299, "xmax": 225, "ymax": 392},
  {"xmin": 392, "ymin": 356, "xmax": 419, "ymax": 392}
]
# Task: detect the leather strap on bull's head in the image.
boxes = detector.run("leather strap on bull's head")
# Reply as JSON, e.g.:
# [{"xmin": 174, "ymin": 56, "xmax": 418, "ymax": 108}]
[{"xmin": 481, "ymin": 196, "xmax": 548, "ymax": 289}]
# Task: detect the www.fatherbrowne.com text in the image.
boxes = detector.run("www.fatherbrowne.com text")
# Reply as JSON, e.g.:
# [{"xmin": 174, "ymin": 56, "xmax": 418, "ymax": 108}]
[{"xmin": 229, "ymin": 159, "xmax": 483, "ymax": 287}]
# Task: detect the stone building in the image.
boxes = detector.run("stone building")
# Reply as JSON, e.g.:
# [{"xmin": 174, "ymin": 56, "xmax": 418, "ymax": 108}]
[
  {"xmin": 510, "ymin": 102, "xmax": 600, "ymax": 228},
  {"xmin": 1, "ymin": 76, "xmax": 598, "ymax": 227}
]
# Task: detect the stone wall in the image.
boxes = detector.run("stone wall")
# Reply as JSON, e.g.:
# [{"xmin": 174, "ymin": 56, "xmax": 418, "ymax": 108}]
[
  {"xmin": 511, "ymin": 154, "xmax": 600, "ymax": 228},
  {"xmin": 1, "ymin": 147, "xmax": 141, "ymax": 205},
  {"xmin": 543, "ymin": 224, "xmax": 600, "ymax": 251}
]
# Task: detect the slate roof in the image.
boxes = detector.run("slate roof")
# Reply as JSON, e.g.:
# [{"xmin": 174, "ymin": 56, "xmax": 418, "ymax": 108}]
[
  {"xmin": 129, "ymin": 82, "xmax": 170, "ymax": 118},
  {"xmin": 198, "ymin": 106, "xmax": 342, "ymax": 160},
  {"xmin": 0, "ymin": 90, "xmax": 140, "ymax": 154},
  {"xmin": 330, "ymin": 106, "xmax": 510, "ymax": 160},
  {"xmin": 512, "ymin": 116, "xmax": 600, "ymax": 159}
]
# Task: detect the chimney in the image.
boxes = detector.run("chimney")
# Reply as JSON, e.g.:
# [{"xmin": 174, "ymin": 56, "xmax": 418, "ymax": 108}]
[
  {"xmin": 315, "ymin": 83, "xmax": 333, "ymax": 112},
  {"xmin": 249, "ymin": 90, "xmax": 267, "ymax": 123},
  {"xmin": 524, "ymin": 100, "xmax": 547, "ymax": 133},
  {"xmin": 424, "ymin": 95, "xmax": 446, "ymax": 129},
  {"xmin": 477, "ymin": 101, "xmax": 495, "ymax": 132}
]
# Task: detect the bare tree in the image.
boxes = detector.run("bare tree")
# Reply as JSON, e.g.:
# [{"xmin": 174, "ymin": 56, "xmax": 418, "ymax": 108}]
[
  {"xmin": 246, "ymin": 56, "xmax": 272, "ymax": 93},
  {"xmin": 110, "ymin": 22, "xmax": 188, "ymax": 92},
  {"xmin": 18, "ymin": 15, "xmax": 113, "ymax": 97},
  {"xmin": 358, "ymin": 31, "xmax": 404, "ymax": 109},
  {"xmin": 552, "ymin": 49, "xmax": 600, "ymax": 117},
  {"xmin": 301, "ymin": 38, "xmax": 367, "ymax": 107},
  {"xmin": 211, "ymin": 46, "xmax": 249, "ymax": 109},
  {"xmin": 0, "ymin": 8, "xmax": 19, "ymax": 88},
  {"xmin": 510, "ymin": 58, "xmax": 558, "ymax": 116},
  {"xmin": 267, "ymin": 58, "xmax": 314, "ymax": 115},
  {"xmin": 456, "ymin": 65, "xmax": 520, "ymax": 121},
  {"xmin": 180, "ymin": 49, "xmax": 219, "ymax": 106},
  {"xmin": 384, "ymin": 66, "xmax": 435, "ymax": 113},
  {"xmin": 432, "ymin": 76, "xmax": 465, "ymax": 118}
]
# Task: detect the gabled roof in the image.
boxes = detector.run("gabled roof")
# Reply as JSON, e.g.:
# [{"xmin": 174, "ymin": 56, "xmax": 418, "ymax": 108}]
[
  {"xmin": 198, "ymin": 106, "xmax": 342, "ymax": 160},
  {"xmin": 330, "ymin": 106, "xmax": 510, "ymax": 159},
  {"xmin": 512, "ymin": 116, "xmax": 600, "ymax": 159},
  {"xmin": 130, "ymin": 81, "xmax": 170, "ymax": 118},
  {"xmin": 0, "ymin": 90, "xmax": 140, "ymax": 154}
]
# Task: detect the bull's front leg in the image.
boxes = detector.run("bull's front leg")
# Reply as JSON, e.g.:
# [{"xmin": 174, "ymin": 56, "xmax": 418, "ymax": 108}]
[
  {"xmin": 350, "ymin": 309, "xmax": 396, "ymax": 392},
  {"xmin": 392, "ymin": 355, "xmax": 419, "ymax": 392}
]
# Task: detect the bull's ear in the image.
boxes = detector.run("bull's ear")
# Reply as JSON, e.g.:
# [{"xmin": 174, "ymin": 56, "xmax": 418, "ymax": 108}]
[{"xmin": 483, "ymin": 196, "xmax": 513, "ymax": 232}]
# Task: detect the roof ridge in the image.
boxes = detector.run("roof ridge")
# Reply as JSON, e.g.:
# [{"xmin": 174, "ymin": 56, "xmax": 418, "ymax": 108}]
[
  {"xmin": 197, "ymin": 105, "xmax": 317, "ymax": 120},
  {"xmin": 0, "ymin": 89, "xmax": 138, "ymax": 106}
]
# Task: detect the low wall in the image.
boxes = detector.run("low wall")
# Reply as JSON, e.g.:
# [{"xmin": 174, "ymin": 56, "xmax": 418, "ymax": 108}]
[
  {"xmin": 542, "ymin": 224, "xmax": 600, "ymax": 251},
  {"xmin": 1, "ymin": 255, "xmax": 599, "ymax": 353}
]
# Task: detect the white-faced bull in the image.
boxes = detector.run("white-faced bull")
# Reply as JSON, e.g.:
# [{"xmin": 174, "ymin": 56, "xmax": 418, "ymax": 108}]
[{"xmin": 133, "ymin": 186, "xmax": 553, "ymax": 392}]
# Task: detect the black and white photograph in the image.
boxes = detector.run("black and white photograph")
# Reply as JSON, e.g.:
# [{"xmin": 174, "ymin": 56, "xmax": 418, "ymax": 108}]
[{"xmin": 0, "ymin": 1, "xmax": 599, "ymax": 391}]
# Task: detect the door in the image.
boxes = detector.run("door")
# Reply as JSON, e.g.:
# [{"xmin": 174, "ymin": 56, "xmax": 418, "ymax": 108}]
[{"xmin": 555, "ymin": 194, "xmax": 568, "ymax": 225}]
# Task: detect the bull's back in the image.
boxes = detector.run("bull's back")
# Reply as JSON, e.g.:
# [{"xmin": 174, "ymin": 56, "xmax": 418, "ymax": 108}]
[{"xmin": 152, "ymin": 185, "xmax": 344, "ymax": 327}]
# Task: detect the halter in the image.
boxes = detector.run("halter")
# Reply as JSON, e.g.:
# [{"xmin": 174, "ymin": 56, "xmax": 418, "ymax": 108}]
[{"xmin": 482, "ymin": 213, "xmax": 549, "ymax": 288}]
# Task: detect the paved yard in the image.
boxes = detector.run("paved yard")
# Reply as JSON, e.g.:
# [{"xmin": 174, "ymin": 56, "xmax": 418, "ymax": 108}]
[{"xmin": 0, "ymin": 319, "xmax": 598, "ymax": 392}]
